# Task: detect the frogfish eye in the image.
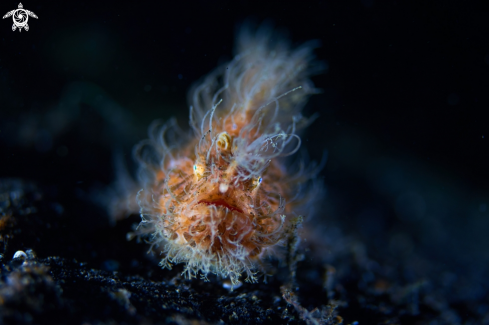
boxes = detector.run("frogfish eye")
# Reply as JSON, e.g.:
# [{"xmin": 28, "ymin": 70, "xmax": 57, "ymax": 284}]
[
  {"xmin": 252, "ymin": 176, "xmax": 263, "ymax": 189},
  {"xmin": 193, "ymin": 163, "xmax": 206, "ymax": 178}
]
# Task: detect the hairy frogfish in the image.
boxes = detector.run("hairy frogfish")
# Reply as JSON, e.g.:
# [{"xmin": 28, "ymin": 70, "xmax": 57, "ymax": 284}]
[{"xmin": 130, "ymin": 24, "xmax": 323, "ymax": 286}]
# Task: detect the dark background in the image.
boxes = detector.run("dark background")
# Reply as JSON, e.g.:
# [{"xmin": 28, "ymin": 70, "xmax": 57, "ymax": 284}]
[
  {"xmin": 1, "ymin": 0, "xmax": 489, "ymax": 321},
  {"xmin": 1, "ymin": 0, "xmax": 488, "ymax": 187}
]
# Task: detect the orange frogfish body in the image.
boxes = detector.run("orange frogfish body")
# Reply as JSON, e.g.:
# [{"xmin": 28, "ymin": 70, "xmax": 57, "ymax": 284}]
[{"xmin": 132, "ymin": 25, "xmax": 323, "ymax": 285}]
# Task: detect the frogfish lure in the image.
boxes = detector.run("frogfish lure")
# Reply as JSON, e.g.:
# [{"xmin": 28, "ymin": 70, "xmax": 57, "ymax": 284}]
[{"xmin": 131, "ymin": 24, "xmax": 323, "ymax": 286}]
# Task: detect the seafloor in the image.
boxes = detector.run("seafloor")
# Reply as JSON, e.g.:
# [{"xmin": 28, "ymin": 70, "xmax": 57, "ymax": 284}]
[{"xmin": 0, "ymin": 147, "xmax": 487, "ymax": 324}]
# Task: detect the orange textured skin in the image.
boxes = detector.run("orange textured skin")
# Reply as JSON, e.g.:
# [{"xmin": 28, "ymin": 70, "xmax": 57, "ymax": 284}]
[{"xmin": 132, "ymin": 24, "xmax": 323, "ymax": 285}]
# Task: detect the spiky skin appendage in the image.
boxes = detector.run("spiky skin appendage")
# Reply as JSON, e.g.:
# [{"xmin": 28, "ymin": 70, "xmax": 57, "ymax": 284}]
[{"xmin": 133, "ymin": 24, "xmax": 322, "ymax": 286}]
